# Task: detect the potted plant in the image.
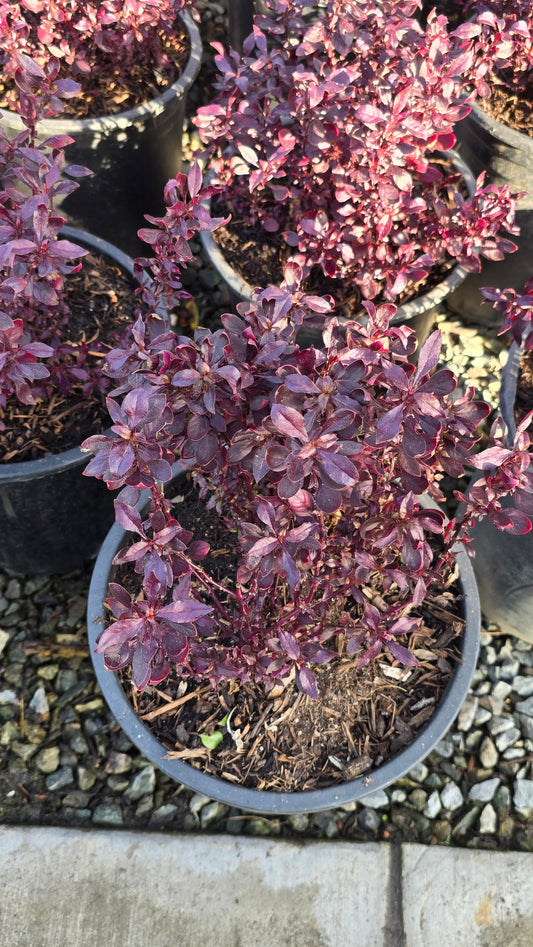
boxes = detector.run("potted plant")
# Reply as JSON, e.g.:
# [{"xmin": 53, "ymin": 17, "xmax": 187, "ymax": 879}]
[
  {"xmin": 0, "ymin": 54, "xmax": 142, "ymax": 575},
  {"xmin": 193, "ymin": 0, "xmax": 519, "ymax": 341},
  {"xmin": 460, "ymin": 275, "xmax": 533, "ymax": 641},
  {"xmin": 0, "ymin": 0, "xmax": 202, "ymax": 256},
  {"xmin": 444, "ymin": 0, "xmax": 533, "ymax": 322},
  {"xmin": 84, "ymin": 163, "xmax": 533, "ymax": 813}
]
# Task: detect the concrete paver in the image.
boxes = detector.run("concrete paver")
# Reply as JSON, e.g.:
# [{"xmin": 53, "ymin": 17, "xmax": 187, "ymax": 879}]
[
  {"xmin": 402, "ymin": 843, "xmax": 533, "ymax": 946},
  {"xmin": 0, "ymin": 826, "xmax": 391, "ymax": 947}
]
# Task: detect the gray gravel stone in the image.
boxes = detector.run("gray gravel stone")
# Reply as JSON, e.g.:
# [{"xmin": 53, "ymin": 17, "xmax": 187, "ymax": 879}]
[
  {"xmin": 200, "ymin": 802, "xmax": 228, "ymax": 828},
  {"xmin": 126, "ymin": 765, "xmax": 156, "ymax": 801},
  {"xmin": 433, "ymin": 738, "xmax": 454, "ymax": 759},
  {"xmin": 361, "ymin": 789, "xmax": 389, "ymax": 809},
  {"xmin": 35, "ymin": 747, "xmax": 60, "ymax": 774},
  {"xmin": 104, "ymin": 751, "xmax": 133, "ymax": 775},
  {"xmin": 500, "ymin": 659, "xmax": 521, "ymax": 680},
  {"xmin": 358, "ymin": 809, "xmax": 381, "ymax": 832},
  {"xmin": 474, "ymin": 707, "xmax": 492, "ymax": 726},
  {"xmin": 287, "ymin": 814, "xmax": 309, "ymax": 832},
  {"xmin": 45, "ymin": 766, "xmax": 74, "ymax": 792},
  {"xmin": 189, "ymin": 793, "xmax": 211, "ymax": 816},
  {"xmin": 440, "ymin": 782, "xmax": 463, "ymax": 812},
  {"xmin": 92, "ymin": 804, "xmax": 124, "ymax": 826},
  {"xmin": 0, "ymin": 689, "xmax": 18, "ymax": 704},
  {"xmin": 468, "ymin": 778, "xmax": 500, "ymax": 803}
]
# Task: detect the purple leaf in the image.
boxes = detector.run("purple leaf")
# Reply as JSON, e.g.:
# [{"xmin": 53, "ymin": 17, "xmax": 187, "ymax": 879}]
[{"xmin": 271, "ymin": 404, "xmax": 308, "ymax": 441}]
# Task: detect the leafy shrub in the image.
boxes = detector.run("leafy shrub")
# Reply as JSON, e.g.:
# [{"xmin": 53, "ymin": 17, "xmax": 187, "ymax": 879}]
[
  {"xmin": 83, "ymin": 163, "xmax": 533, "ymax": 695},
  {"xmin": 0, "ymin": 1, "xmax": 198, "ymax": 112}
]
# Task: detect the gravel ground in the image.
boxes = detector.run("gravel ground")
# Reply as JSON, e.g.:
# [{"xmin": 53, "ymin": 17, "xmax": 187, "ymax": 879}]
[{"xmin": 3, "ymin": 1, "xmax": 533, "ymax": 851}]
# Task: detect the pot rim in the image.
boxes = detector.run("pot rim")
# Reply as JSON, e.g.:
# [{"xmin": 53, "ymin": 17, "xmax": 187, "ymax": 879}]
[
  {"xmin": 200, "ymin": 149, "xmax": 474, "ymax": 319},
  {"xmin": 0, "ymin": 12, "xmax": 201, "ymax": 134},
  {"xmin": 0, "ymin": 225, "xmax": 133, "ymax": 482},
  {"xmin": 87, "ymin": 468, "xmax": 481, "ymax": 815}
]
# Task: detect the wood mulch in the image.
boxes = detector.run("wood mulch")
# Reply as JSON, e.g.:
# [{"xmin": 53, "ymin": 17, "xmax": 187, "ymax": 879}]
[
  {"xmin": 0, "ymin": 21, "xmax": 190, "ymax": 118},
  {"xmin": 0, "ymin": 249, "xmax": 138, "ymax": 463},
  {"xmin": 116, "ymin": 477, "xmax": 467, "ymax": 794}
]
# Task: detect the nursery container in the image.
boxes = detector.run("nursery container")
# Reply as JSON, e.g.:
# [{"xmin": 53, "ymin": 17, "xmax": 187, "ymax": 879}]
[
  {"xmin": 466, "ymin": 341, "xmax": 533, "ymax": 643},
  {"xmin": 0, "ymin": 13, "xmax": 202, "ymax": 259},
  {"xmin": 87, "ymin": 473, "xmax": 481, "ymax": 815},
  {"xmin": 0, "ymin": 228, "xmax": 134, "ymax": 576},
  {"xmin": 448, "ymin": 102, "xmax": 533, "ymax": 326}
]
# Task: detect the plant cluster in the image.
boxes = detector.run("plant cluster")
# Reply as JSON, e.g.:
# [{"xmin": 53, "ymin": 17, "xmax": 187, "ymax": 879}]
[
  {"xmin": 83, "ymin": 164, "xmax": 533, "ymax": 696},
  {"xmin": 0, "ymin": 54, "xmax": 140, "ymax": 429},
  {"xmin": 481, "ymin": 275, "xmax": 533, "ymax": 349},
  {"xmin": 0, "ymin": 54, "xmax": 95, "ymax": 424},
  {"xmin": 194, "ymin": 0, "xmax": 519, "ymax": 302},
  {"xmin": 0, "ymin": 1, "xmax": 198, "ymax": 111},
  {"xmin": 459, "ymin": 1, "xmax": 533, "ymax": 97}
]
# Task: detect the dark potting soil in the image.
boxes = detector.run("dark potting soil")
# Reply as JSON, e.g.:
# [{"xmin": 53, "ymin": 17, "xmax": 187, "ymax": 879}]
[
  {"xmin": 0, "ymin": 21, "xmax": 190, "ymax": 118},
  {"xmin": 114, "ymin": 478, "xmax": 466, "ymax": 794},
  {"xmin": 0, "ymin": 249, "xmax": 137, "ymax": 463}
]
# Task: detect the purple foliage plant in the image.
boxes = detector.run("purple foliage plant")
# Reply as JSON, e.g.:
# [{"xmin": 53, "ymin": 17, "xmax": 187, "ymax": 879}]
[
  {"xmin": 0, "ymin": 1, "xmax": 199, "ymax": 110},
  {"xmin": 193, "ymin": 0, "xmax": 520, "ymax": 303},
  {"xmin": 83, "ymin": 162, "xmax": 533, "ymax": 697}
]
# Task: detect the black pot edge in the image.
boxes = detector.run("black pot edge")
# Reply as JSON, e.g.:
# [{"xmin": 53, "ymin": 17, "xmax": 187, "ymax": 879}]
[
  {"xmin": 466, "ymin": 100, "xmax": 533, "ymax": 154},
  {"xmin": 200, "ymin": 149, "xmax": 474, "ymax": 321},
  {"xmin": 87, "ymin": 471, "xmax": 481, "ymax": 815},
  {"xmin": 500, "ymin": 341, "xmax": 523, "ymax": 440},
  {"xmin": 0, "ymin": 227, "xmax": 133, "ymax": 484},
  {"xmin": 0, "ymin": 12, "xmax": 202, "ymax": 134}
]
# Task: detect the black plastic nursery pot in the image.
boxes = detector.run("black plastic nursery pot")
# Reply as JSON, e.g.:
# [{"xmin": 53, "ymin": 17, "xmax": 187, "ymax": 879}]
[
  {"xmin": 466, "ymin": 342, "xmax": 533, "ymax": 644},
  {"xmin": 0, "ymin": 13, "xmax": 201, "ymax": 259},
  {"xmin": 448, "ymin": 102, "xmax": 533, "ymax": 326},
  {"xmin": 200, "ymin": 151, "xmax": 474, "ymax": 346},
  {"xmin": 0, "ymin": 228, "xmax": 134, "ymax": 577},
  {"xmin": 87, "ymin": 476, "xmax": 481, "ymax": 815}
]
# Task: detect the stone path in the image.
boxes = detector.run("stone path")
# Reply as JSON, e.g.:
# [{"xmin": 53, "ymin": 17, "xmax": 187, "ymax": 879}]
[{"xmin": 1, "ymin": 826, "xmax": 533, "ymax": 946}]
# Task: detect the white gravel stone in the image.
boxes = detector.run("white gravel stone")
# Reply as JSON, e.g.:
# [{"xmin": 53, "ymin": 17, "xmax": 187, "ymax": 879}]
[
  {"xmin": 424, "ymin": 791, "xmax": 442, "ymax": 820},
  {"xmin": 488, "ymin": 715, "xmax": 515, "ymax": 737},
  {"xmin": 189, "ymin": 793, "xmax": 211, "ymax": 815},
  {"xmin": 479, "ymin": 804, "xmax": 497, "ymax": 835},
  {"xmin": 479, "ymin": 736, "xmax": 498, "ymax": 769},
  {"xmin": 0, "ymin": 689, "xmax": 18, "ymax": 704},
  {"xmin": 495, "ymin": 727, "xmax": 521, "ymax": 753},
  {"xmin": 0, "ymin": 630, "xmax": 9, "ymax": 656},
  {"xmin": 29, "ymin": 687, "xmax": 49, "ymax": 716},
  {"xmin": 513, "ymin": 676, "xmax": 533, "ymax": 697},
  {"xmin": 474, "ymin": 707, "xmax": 492, "ymax": 726},
  {"xmin": 468, "ymin": 778, "xmax": 500, "ymax": 803},
  {"xmin": 457, "ymin": 696, "xmax": 478, "ymax": 732},
  {"xmin": 407, "ymin": 762, "xmax": 428, "ymax": 782},
  {"xmin": 440, "ymin": 782, "xmax": 463, "ymax": 812},
  {"xmin": 492, "ymin": 681, "xmax": 513, "ymax": 701},
  {"xmin": 514, "ymin": 780, "xmax": 533, "ymax": 810},
  {"xmin": 433, "ymin": 738, "xmax": 454, "ymax": 759},
  {"xmin": 516, "ymin": 696, "xmax": 533, "ymax": 717}
]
